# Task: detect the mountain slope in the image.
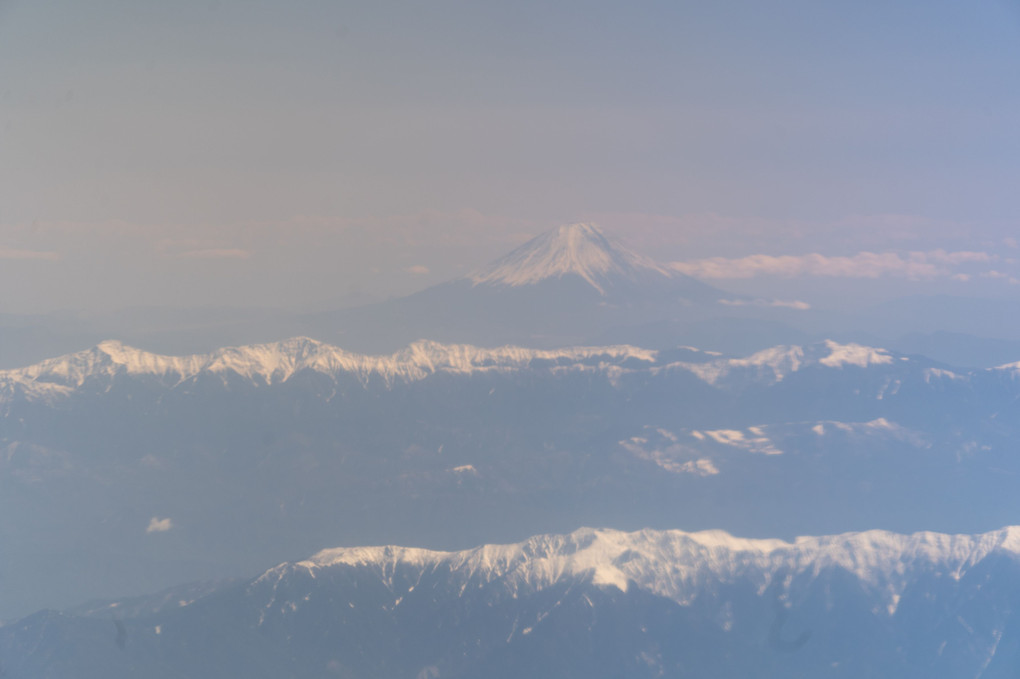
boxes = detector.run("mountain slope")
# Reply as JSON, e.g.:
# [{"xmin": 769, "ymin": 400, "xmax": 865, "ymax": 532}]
[
  {"xmin": 291, "ymin": 525, "xmax": 1020, "ymax": 609},
  {"xmin": 5, "ymin": 526, "xmax": 1020, "ymax": 678}
]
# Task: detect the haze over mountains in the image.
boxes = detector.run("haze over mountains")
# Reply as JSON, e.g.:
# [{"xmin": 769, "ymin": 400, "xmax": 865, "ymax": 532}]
[
  {"xmin": 5, "ymin": 224, "xmax": 1020, "ymax": 676},
  {"xmin": 9, "ymin": 0, "xmax": 1020, "ymax": 672},
  {"xmin": 3, "ymin": 223, "xmax": 1017, "ymax": 369}
]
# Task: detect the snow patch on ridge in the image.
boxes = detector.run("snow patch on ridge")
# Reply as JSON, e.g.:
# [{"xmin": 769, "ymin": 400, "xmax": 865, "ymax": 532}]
[
  {"xmin": 619, "ymin": 435, "xmax": 721, "ymax": 476},
  {"xmin": 673, "ymin": 345, "xmax": 805, "ymax": 385},
  {"xmin": 819, "ymin": 340, "xmax": 894, "ymax": 368},
  {"xmin": 703, "ymin": 428, "xmax": 783, "ymax": 455},
  {"xmin": 666, "ymin": 341, "xmax": 898, "ymax": 386}
]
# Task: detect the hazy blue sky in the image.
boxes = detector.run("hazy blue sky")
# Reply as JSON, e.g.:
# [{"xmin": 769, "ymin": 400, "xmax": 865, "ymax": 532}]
[{"xmin": 2, "ymin": 0, "xmax": 1020, "ymax": 312}]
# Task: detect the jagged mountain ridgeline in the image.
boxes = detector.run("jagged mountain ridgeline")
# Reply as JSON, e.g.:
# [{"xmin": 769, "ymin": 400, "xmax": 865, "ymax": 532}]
[
  {"xmin": 5, "ymin": 336, "xmax": 1020, "ymax": 621},
  {"xmin": 5, "ymin": 526, "xmax": 1020, "ymax": 678}
]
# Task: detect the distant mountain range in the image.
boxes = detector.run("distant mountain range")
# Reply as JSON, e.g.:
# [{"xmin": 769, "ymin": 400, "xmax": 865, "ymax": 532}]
[
  {"xmin": 8, "ymin": 225, "xmax": 1020, "ymax": 675},
  {"xmin": 4, "ymin": 333, "xmax": 992, "ymax": 406},
  {"xmin": 5, "ymin": 525, "xmax": 1020, "ymax": 678},
  {"xmin": 0, "ymin": 224, "xmax": 803, "ymax": 367},
  {"xmin": 5, "ymin": 335, "xmax": 1020, "ymax": 620},
  {"xmin": 7, "ymin": 224, "xmax": 1020, "ymax": 675},
  {"xmin": 5, "ymin": 223, "xmax": 1020, "ymax": 368}
]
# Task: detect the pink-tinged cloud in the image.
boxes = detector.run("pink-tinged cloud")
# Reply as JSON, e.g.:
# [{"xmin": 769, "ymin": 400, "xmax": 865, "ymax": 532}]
[
  {"xmin": 980, "ymin": 270, "xmax": 1020, "ymax": 283},
  {"xmin": 718, "ymin": 298, "xmax": 811, "ymax": 310},
  {"xmin": 671, "ymin": 251, "xmax": 994, "ymax": 280},
  {"xmin": 146, "ymin": 517, "xmax": 173, "ymax": 533},
  {"xmin": 177, "ymin": 248, "xmax": 252, "ymax": 260},
  {"xmin": 0, "ymin": 247, "xmax": 60, "ymax": 261},
  {"xmin": 405, "ymin": 265, "xmax": 430, "ymax": 275}
]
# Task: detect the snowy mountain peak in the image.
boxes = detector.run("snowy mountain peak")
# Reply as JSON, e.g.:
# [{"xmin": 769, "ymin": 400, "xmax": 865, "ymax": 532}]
[
  {"xmin": 468, "ymin": 223, "xmax": 673, "ymax": 294},
  {"xmin": 278, "ymin": 526, "xmax": 1020, "ymax": 613},
  {"xmin": 11, "ymin": 339, "xmax": 205, "ymax": 389},
  {"xmin": 0, "ymin": 336, "xmax": 951, "ymax": 407},
  {"xmin": 0, "ymin": 338, "xmax": 658, "ymax": 404}
]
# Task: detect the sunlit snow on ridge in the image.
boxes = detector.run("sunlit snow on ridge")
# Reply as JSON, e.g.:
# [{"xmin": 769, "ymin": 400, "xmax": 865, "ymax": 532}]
[
  {"xmin": 0, "ymin": 337, "xmax": 657, "ymax": 401},
  {"xmin": 818, "ymin": 340, "xmax": 893, "ymax": 368},
  {"xmin": 264, "ymin": 526, "xmax": 1020, "ymax": 616},
  {"xmin": 0, "ymin": 336, "xmax": 973, "ymax": 410}
]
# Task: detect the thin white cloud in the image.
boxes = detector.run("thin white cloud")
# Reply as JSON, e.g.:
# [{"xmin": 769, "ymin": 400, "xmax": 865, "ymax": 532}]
[
  {"xmin": 718, "ymin": 298, "xmax": 811, "ymax": 310},
  {"xmin": 770, "ymin": 299, "xmax": 812, "ymax": 310},
  {"xmin": 925, "ymin": 250, "xmax": 992, "ymax": 265},
  {"xmin": 177, "ymin": 248, "xmax": 252, "ymax": 260},
  {"xmin": 0, "ymin": 247, "xmax": 60, "ymax": 261},
  {"xmin": 405, "ymin": 264, "xmax": 430, "ymax": 275},
  {"xmin": 146, "ymin": 517, "xmax": 173, "ymax": 533},
  {"xmin": 671, "ymin": 250, "xmax": 994, "ymax": 280},
  {"xmin": 980, "ymin": 270, "xmax": 1020, "ymax": 284}
]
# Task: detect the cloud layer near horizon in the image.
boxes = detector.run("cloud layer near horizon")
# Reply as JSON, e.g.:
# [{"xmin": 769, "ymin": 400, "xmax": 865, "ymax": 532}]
[
  {"xmin": 2, "ymin": 212, "xmax": 1018, "ymax": 314},
  {"xmin": 0, "ymin": 247, "xmax": 60, "ymax": 261},
  {"xmin": 671, "ymin": 250, "xmax": 1001, "ymax": 281}
]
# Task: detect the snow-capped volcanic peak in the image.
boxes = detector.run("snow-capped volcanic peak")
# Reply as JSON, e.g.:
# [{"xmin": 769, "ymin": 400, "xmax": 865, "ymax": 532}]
[{"xmin": 468, "ymin": 223, "xmax": 673, "ymax": 294}]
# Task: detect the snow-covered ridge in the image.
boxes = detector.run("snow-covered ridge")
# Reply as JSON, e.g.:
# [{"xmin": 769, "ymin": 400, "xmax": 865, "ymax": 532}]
[
  {"xmin": 0, "ymin": 337, "xmax": 657, "ymax": 401},
  {"xmin": 468, "ymin": 223, "xmax": 674, "ymax": 294},
  {"xmin": 0, "ymin": 337, "xmax": 971, "ymax": 406},
  {"xmin": 668, "ymin": 340, "xmax": 898, "ymax": 386},
  {"xmin": 819, "ymin": 339, "xmax": 894, "ymax": 368},
  {"xmin": 993, "ymin": 359, "xmax": 1020, "ymax": 377},
  {"xmin": 282, "ymin": 526, "xmax": 1020, "ymax": 613}
]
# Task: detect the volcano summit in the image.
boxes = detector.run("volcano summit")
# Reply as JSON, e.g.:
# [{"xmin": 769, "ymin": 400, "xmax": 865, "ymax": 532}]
[{"xmin": 311, "ymin": 223, "xmax": 740, "ymax": 351}]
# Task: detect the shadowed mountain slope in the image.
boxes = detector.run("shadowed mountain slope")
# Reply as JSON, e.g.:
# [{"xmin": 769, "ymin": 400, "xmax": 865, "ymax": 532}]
[{"xmin": 6, "ymin": 526, "xmax": 1020, "ymax": 678}]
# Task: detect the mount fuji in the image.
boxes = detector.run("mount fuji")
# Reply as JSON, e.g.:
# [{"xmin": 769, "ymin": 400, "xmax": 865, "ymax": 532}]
[
  {"xmin": 306, "ymin": 223, "xmax": 794, "ymax": 353},
  {"xmin": 0, "ymin": 224, "xmax": 804, "ymax": 367},
  {"xmin": 465, "ymin": 223, "xmax": 709, "ymax": 298}
]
